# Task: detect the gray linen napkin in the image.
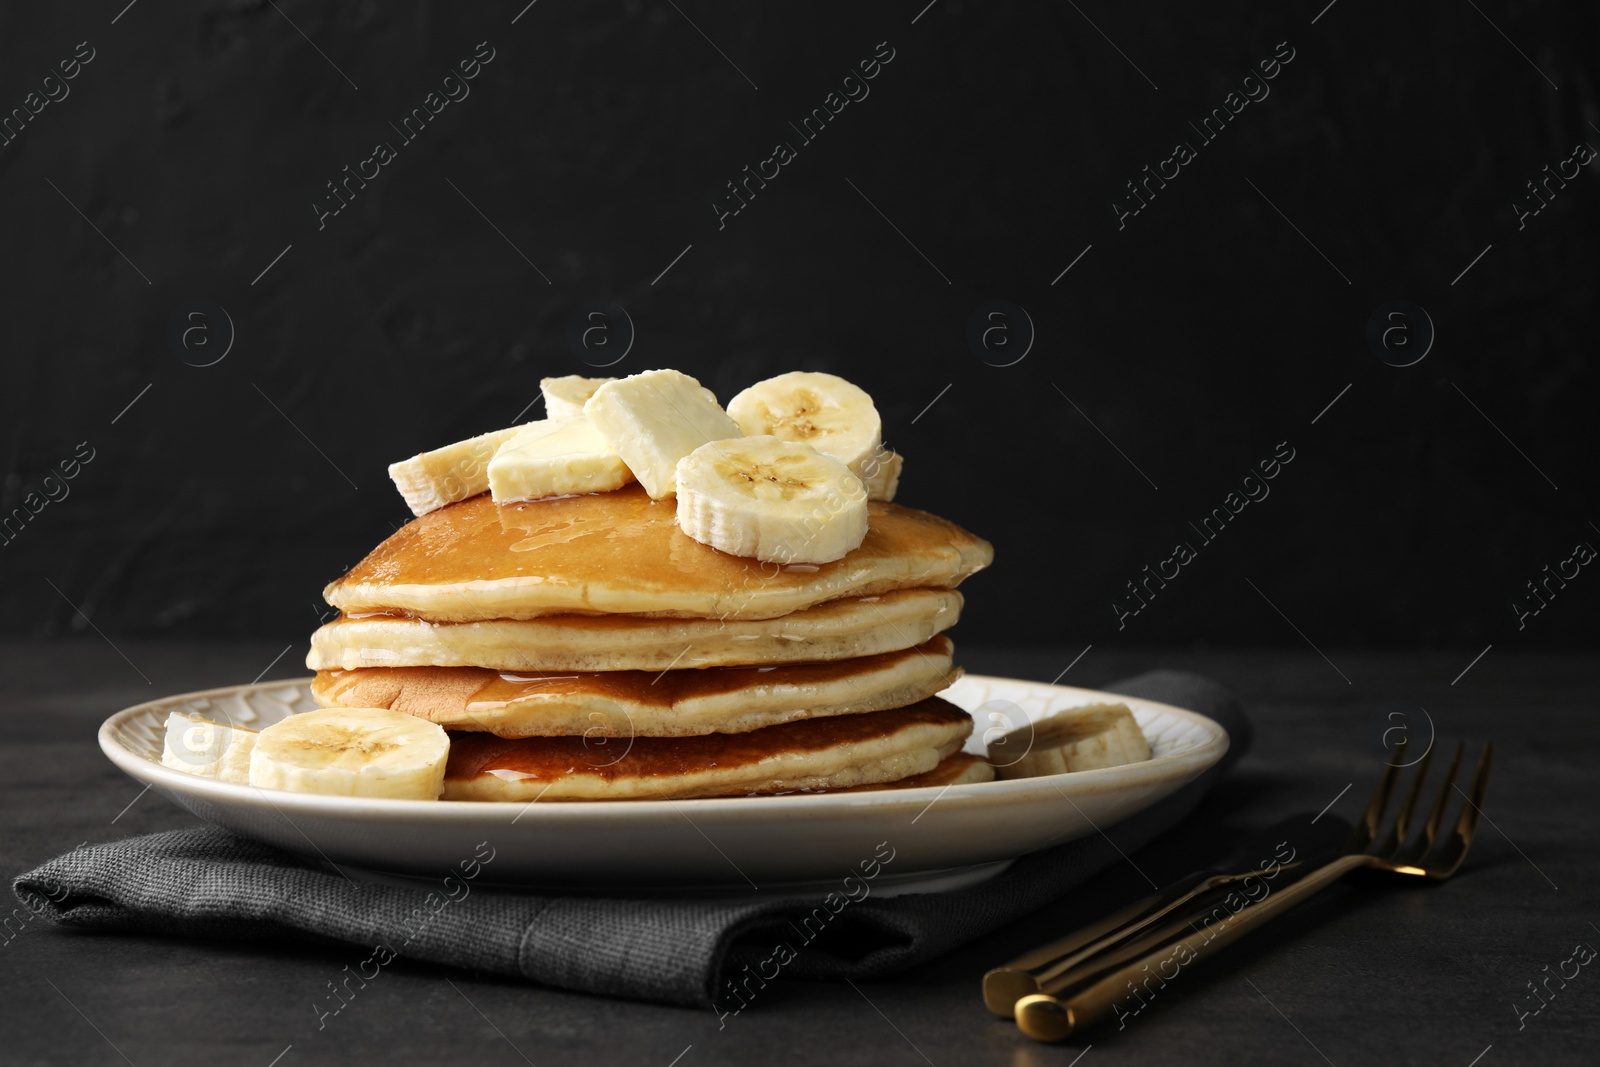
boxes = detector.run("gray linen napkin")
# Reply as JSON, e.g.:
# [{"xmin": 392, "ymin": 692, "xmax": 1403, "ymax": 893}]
[{"xmin": 12, "ymin": 669, "xmax": 1248, "ymax": 1009}]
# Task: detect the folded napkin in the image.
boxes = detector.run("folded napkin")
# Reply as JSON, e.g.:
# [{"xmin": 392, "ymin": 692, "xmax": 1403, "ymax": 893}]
[{"xmin": 13, "ymin": 669, "xmax": 1249, "ymax": 1009}]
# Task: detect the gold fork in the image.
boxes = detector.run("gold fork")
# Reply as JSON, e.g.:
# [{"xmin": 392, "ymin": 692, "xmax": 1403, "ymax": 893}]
[{"xmin": 1012, "ymin": 739, "xmax": 1493, "ymax": 1042}]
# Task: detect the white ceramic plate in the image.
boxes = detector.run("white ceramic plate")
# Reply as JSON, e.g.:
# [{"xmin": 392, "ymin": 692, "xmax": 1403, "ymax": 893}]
[{"xmin": 99, "ymin": 674, "xmax": 1228, "ymax": 895}]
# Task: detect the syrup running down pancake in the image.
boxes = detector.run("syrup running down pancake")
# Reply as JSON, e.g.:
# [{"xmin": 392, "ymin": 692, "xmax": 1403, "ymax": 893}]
[
  {"xmin": 312, "ymin": 636, "xmax": 959, "ymax": 737},
  {"xmin": 442, "ymin": 696, "xmax": 974, "ymax": 800},
  {"xmin": 322, "ymin": 485, "xmax": 992, "ymax": 622}
]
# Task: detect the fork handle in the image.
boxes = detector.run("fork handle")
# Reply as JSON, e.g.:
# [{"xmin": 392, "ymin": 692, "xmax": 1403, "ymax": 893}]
[
  {"xmin": 983, "ymin": 870, "xmax": 1209, "ymax": 1013},
  {"xmin": 984, "ymin": 859, "xmax": 1311, "ymax": 1015},
  {"xmin": 984, "ymin": 869, "xmax": 1246, "ymax": 1014},
  {"xmin": 1015, "ymin": 853, "xmax": 1367, "ymax": 1042}
]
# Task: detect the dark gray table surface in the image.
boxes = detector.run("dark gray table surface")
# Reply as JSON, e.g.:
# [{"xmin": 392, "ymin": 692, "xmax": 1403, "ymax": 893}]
[{"xmin": 2, "ymin": 640, "xmax": 1596, "ymax": 1066}]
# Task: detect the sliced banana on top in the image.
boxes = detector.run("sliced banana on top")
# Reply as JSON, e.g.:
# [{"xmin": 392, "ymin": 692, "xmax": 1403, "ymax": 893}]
[
  {"xmin": 161, "ymin": 711, "xmax": 258, "ymax": 784},
  {"xmin": 858, "ymin": 448, "xmax": 903, "ymax": 502},
  {"xmin": 388, "ymin": 424, "xmax": 526, "ymax": 517},
  {"xmin": 541, "ymin": 375, "xmax": 615, "ymax": 421},
  {"xmin": 991, "ymin": 702, "xmax": 1152, "ymax": 780},
  {"xmin": 487, "ymin": 416, "xmax": 634, "ymax": 503},
  {"xmin": 584, "ymin": 369, "xmax": 742, "ymax": 499},
  {"xmin": 675, "ymin": 435, "xmax": 868, "ymax": 563},
  {"xmin": 249, "ymin": 707, "xmax": 450, "ymax": 799},
  {"xmin": 727, "ymin": 372, "xmax": 883, "ymax": 480}
]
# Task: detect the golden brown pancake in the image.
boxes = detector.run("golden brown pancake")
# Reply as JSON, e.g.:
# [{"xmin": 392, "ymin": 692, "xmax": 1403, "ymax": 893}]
[
  {"xmin": 736, "ymin": 752, "xmax": 994, "ymax": 796},
  {"xmin": 831, "ymin": 752, "xmax": 994, "ymax": 792},
  {"xmin": 321, "ymin": 485, "xmax": 992, "ymax": 622},
  {"xmin": 312, "ymin": 636, "xmax": 959, "ymax": 737},
  {"xmin": 442, "ymin": 697, "xmax": 973, "ymax": 800},
  {"xmin": 305, "ymin": 588, "xmax": 961, "ymax": 672}
]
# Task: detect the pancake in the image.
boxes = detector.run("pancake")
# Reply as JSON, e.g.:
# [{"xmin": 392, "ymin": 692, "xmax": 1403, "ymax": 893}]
[
  {"xmin": 832, "ymin": 752, "xmax": 995, "ymax": 792},
  {"xmin": 322, "ymin": 485, "xmax": 992, "ymax": 622},
  {"xmin": 739, "ymin": 752, "xmax": 995, "ymax": 796},
  {"xmin": 305, "ymin": 588, "xmax": 962, "ymax": 672},
  {"xmin": 442, "ymin": 696, "xmax": 973, "ymax": 800},
  {"xmin": 312, "ymin": 636, "xmax": 959, "ymax": 737}
]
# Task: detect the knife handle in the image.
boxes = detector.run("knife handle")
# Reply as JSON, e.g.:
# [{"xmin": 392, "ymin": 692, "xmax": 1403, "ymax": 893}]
[
  {"xmin": 1014, "ymin": 853, "xmax": 1365, "ymax": 1041},
  {"xmin": 983, "ymin": 869, "xmax": 1230, "ymax": 1015}
]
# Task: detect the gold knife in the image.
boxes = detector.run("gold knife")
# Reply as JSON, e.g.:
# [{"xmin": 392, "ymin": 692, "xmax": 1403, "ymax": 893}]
[{"xmin": 983, "ymin": 814, "xmax": 1335, "ymax": 1016}]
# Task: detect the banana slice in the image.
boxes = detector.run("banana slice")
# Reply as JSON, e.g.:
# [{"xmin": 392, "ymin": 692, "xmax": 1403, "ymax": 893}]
[
  {"xmin": 858, "ymin": 448, "xmax": 903, "ymax": 502},
  {"xmin": 991, "ymin": 702, "xmax": 1151, "ymax": 780},
  {"xmin": 584, "ymin": 369, "xmax": 742, "ymax": 498},
  {"xmin": 389, "ymin": 425, "xmax": 525, "ymax": 517},
  {"xmin": 487, "ymin": 416, "xmax": 635, "ymax": 503},
  {"xmin": 541, "ymin": 375, "xmax": 615, "ymax": 420},
  {"xmin": 674, "ymin": 435, "xmax": 868, "ymax": 563},
  {"xmin": 249, "ymin": 707, "xmax": 449, "ymax": 799},
  {"xmin": 727, "ymin": 372, "xmax": 883, "ymax": 479},
  {"xmin": 161, "ymin": 711, "xmax": 258, "ymax": 784}
]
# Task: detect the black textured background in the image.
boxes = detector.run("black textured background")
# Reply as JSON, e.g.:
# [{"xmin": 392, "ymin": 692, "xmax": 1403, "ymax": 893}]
[{"xmin": 0, "ymin": 0, "xmax": 1593, "ymax": 652}]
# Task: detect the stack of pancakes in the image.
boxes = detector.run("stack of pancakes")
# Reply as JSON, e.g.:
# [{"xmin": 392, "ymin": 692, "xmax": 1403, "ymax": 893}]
[{"xmin": 305, "ymin": 485, "xmax": 994, "ymax": 800}]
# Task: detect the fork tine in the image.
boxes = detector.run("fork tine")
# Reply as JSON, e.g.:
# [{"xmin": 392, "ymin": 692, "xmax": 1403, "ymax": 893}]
[
  {"xmin": 1420, "ymin": 743, "xmax": 1464, "ymax": 852},
  {"xmin": 1414, "ymin": 742, "xmax": 1492, "ymax": 877},
  {"xmin": 1396, "ymin": 742, "xmax": 1463, "ymax": 867},
  {"xmin": 1375, "ymin": 742, "xmax": 1435, "ymax": 859},
  {"xmin": 1344, "ymin": 739, "xmax": 1406, "ymax": 852},
  {"xmin": 1448, "ymin": 743, "xmax": 1494, "ymax": 849}
]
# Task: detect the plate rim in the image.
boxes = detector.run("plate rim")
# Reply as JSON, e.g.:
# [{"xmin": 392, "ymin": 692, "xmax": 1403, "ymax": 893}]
[{"xmin": 99, "ymin": 672, "xmax": 1230, "ymax": 824}]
